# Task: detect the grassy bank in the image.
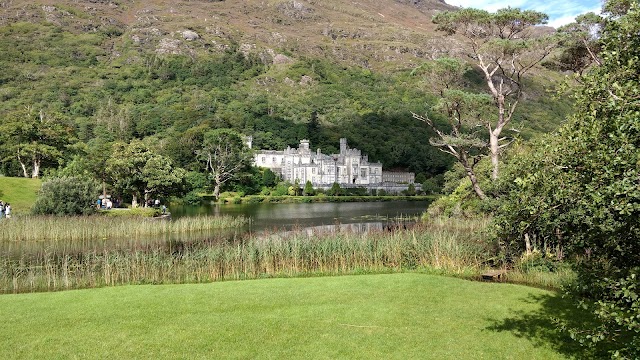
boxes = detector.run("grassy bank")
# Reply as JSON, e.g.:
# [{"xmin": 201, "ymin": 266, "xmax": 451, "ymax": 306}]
[
  {"xmin": 0, "ymin": 273, "xmax": 581, "ymax": 359},
  {"xmin": 0, "ymin": 177, "xmax": 41, "ymax": 214}
]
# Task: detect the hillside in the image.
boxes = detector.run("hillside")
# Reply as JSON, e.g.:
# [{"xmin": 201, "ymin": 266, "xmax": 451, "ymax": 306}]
[
  {"xmin": 0, "ymin": 177, "xmax": 41, "ymax": 214},
  {"xmin": 1, "ymin": 0, "xmax": 457, "ymax": 70},
  {"xmin": 0, "ymin": 0, "xmax": 572, "ymax": 180}
]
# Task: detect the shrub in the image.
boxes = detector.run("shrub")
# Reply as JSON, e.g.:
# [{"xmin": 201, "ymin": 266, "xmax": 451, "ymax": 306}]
[
  {"xmin": 494, "ymin": 3, "xmax": 640, "ymax": 356},
  {"xmin": 32, "ymin": 176, "xmax": 100, "ymax": 216},
  {"xmin": 182, "ymin": 190, "xmax": 203, "ymax": 205}
]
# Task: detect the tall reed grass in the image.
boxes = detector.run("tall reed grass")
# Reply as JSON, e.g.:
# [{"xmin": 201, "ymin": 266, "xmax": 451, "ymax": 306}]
[
  {"xmin": 1, "ymin": 223, "xmax": 492, "ymax": 293},
  {"xmin": 0, "ymin": 215, "xmax": 248, "ymax": 242},
  {"xmin": 1, "ymin": 216, "xmax": 573, "ymax": 293}
]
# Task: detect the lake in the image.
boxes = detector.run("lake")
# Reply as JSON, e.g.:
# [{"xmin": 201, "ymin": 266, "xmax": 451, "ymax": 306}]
[
  {"xmin": 169, "ymin": 200, "xmax": 431, "ymax": 234},
  {"xmin": 0, "ymin": 201, "xmax": 432, "ymax": 259}
]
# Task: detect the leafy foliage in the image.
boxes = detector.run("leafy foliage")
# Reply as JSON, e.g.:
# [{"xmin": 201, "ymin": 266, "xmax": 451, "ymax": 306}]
[
  {"xmin": 198, "ymin": 128, "xmax": 252, "ymax": 198},
  {"xmin": 106, "ymin": 140, "xmax": 185, "ymax": 205},
  {"xmin": 432, "ymin": 7, "xmax": 557, "ymax": 180},
  {"xmin": 32, "ymin": 176, "xmax": 100, "ymax": 216},
  {"xmin": 0, "ymin": 108, "xmax": 76, "ymax": 178},
  {"xmin": 0, "ymin": 2, "xmax": 573, "ymax": 202},
  {"xmin": 494, "ymin": 1, "xmax": 640, "ymax": 356}
]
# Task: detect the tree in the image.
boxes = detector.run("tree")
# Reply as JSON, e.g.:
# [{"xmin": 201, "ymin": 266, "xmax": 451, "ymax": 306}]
[
  {"xmin": 303, "ymin": 180, "xmax": 314, "ymax": 196},
  {"xmin": 432, "ymin": 7, "xmax": 557, "ymax": 180},
  {"xmin": 307, "ymin": 110, "xmax": 321, "ymax": 145},
  {"xmin": 94, "ymin": 98, "xmax": 133, "ymax": 142},
  {"xmin": 328, "ymin": 182, "xmax": 343, "ymax": 196},
  {"xmin": 262, "ymin": 168, "xmax": 277, "ymax": 188},
  {"xmin": 107, "ymin": 140, "xmax": 184, "ymax": 207},
  {"xmin": 142, "ymin": 154, "xmax": 186, "ymax": 201},
  {"xmin": 197, "ymin": 129, "xmax": 252, "ymax": 199},
  {"xmin": 412, "ymin": 58, "xmax": 493, "ymax": 199},
  {"xmin": 495, "ymin": 1, "xmax": 640, "ymax": 356},
  {"xmin": 32, "ymin": 176, "xmax": 100, "ymax": 216},
  {"xmin": 0, "ymin": 108, "xmax": 75, "ymax": 178},
  {"xmin": 405, "ymin": 183, "xmax": 416, "ymax": 196},
  {"xmin": 556, "ymin": 12, "xmax": 603, "ymax": 75},
  {"xmin": 53, "ymin": 140, "xmax": 115, "ymax": 200}
]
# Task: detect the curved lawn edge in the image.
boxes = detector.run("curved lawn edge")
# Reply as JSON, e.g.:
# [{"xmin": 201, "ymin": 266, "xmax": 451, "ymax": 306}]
[{"xmin": 0, "ymin": 273, "xmax": 580, "ymax": 359}]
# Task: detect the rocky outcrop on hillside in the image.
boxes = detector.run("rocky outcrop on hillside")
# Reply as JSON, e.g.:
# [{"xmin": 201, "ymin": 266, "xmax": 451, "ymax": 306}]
[{"xmin": 0, "ymin": 0, "xmax": 464, "ymax": 69}]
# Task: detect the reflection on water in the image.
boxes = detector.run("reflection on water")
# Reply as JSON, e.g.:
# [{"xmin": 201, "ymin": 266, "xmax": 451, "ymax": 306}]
[
  {"xmin": 170, "ymin": 201, "xmax": 430, "ymax": 233},
  {"xmin": 3, "ymin": 201, "xmax": 430, "ymax": 259}
]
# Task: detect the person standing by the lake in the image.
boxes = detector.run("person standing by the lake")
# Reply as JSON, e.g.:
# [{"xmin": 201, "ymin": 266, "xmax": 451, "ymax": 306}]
[
  {"xmin": 4, "ymin": 203, "xmax": 11, "ymax": 219},
  {"xmin": 0, "ymin": 201, "xmax": 4, "ymax": 219}
]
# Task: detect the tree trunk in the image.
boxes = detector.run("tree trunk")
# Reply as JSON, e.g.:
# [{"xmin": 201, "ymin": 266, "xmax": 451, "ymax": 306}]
[
  {"xmin": 213, "ymin": 183, "xmax": 221, "ymax": 200},
  {"xmin": 460, "ymin": 153, "xmax": 486, "ymax": 200},
  {"xmin": 132, "ymin": 194, "xmax": 138, "ymax": 208},
  {"xmin": 16, "ymin": 152, "xmax": 28, "ymax": 178},
  {"xmin": 465, "ymin": 165, "xmax": 487, "ymax": 200},
  {"xmin": 524, "ymin": 233, "xmax": 532, "ymax": 255},
  {"xmin": 490, "ymin": 131, "xmax": 500, "ymax": 181},
  {"xmin": 32, "ymin": 158, "xmax": 40, "ymax": 178},
  {"xmin": 19, "ymin": 161, "xmax": 28, "ymax": 178}
]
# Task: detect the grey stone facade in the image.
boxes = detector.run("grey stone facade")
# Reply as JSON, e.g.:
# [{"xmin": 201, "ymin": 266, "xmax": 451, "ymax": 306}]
[
  {"xmin": 254, "ymin": 138, "xmax": 383, "ymax": 187},
  {"xmin": 253, "ymin": 138, "xmax": 418, "ymax": 194}
]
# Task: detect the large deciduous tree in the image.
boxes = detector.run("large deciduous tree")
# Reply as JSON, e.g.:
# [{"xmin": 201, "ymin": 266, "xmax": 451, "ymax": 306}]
[
  {"xmin": 432, "ymin": 7, "xmax": 556, "ymax": 180},
  {"xmin": 197, "ymin": 129, "xmax": 252, "ymax": 199},
  {"xmin": 106, "ymin": 140, "xmax": 184, "ymax": 207},
  {"xmin": 0, "ymin": 107, "xmax": 75, "ymax": 178}
]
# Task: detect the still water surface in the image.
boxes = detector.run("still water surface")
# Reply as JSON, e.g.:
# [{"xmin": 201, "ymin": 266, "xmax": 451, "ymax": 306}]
[
  {"xmin": 1, "ymin": 201, "xmax": 432, "ymax": 258},
  {"xmin": 170, "ymin": 201, "xmax": 431, "ymax": 233}
]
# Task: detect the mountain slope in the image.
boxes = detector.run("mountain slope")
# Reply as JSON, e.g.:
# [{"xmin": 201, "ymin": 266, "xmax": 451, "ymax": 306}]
[
  {"xmin": 0, "ymin": 0, "xmax": 571, "ymax": 179},
  {"xmin": 1, "ymin": 0, "xmax": 458, "ymax": 70}
]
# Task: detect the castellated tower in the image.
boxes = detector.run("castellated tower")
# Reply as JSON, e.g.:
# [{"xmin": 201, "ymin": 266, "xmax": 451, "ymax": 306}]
[
  {"xmin": 340, "ymin": 138, "xmax": 347, "ymax": 154},
  {"xmin": 300, "ymin": 139, "xmax": 310, "ymax": 153}
]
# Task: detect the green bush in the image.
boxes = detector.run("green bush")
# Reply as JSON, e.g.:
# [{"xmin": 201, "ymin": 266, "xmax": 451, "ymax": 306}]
[
  {"xmin": 32, "ymin": 177, "xmax": 100, "ymax": 216},
  {"xmin": 182, "ymin": 190, "xmax": 203, "ymax": 205},
  {"xmin": 494, "ymin": 3, "xmax": 640, "ymax": 356}
]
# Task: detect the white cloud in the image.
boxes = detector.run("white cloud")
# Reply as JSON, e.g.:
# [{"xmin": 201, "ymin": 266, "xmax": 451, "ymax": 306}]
[{"xmin": 444, "ymin": 0, "xmax": 602, "ymax": 27}]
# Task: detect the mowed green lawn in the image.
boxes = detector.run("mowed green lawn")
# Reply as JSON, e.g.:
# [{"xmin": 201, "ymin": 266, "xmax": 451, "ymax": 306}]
[
  {"xmin": 0, "ymin": 274, "xmax": 577, "ymax": 359},
  {"xmin": 0, "ymin": 177, "xmax": 41, "ymax": 214}
]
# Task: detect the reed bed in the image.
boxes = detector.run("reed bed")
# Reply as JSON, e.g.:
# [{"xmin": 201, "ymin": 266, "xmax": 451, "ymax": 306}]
[
  {"xmin": 0, "ymin": 215, "xmax": 248, "ymax": 242},
  {"xmin": 1, "ymin": 224, "xmax": 492, "ymax": 293},
  {"xmin": 503, "ymin": 268, "xmax": 576, "ymax": 290}
]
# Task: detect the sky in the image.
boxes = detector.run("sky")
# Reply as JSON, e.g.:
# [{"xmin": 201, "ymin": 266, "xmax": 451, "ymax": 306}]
[{"xmin": 444, "ymin": 0, "xmax": 603, "ymax": 28}]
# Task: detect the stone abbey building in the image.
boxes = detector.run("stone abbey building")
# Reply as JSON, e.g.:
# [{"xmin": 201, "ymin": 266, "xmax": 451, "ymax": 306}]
[{"xmin": 252, "ymin": 138, "xmax": 415, "ymax": 191}]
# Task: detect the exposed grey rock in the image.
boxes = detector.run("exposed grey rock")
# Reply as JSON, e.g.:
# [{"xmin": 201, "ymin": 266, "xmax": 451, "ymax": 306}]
[
  {"xmin": 276, "ymin": 0, "xmax": 316, "ymax": 20},
  {"xmin": 299, "ymin": 75, "xmax": 313, "ymax": 86},
  {"xmin": 182, "ymin": 30, "xmax": 199, "ymax": 41},
  {"xmin": 273, "ymin": 54, "xmax": 293, "ymax": 64},
  {"xmin": 156, "ymin": 38, "xmax": 182, "ymax": 55}
]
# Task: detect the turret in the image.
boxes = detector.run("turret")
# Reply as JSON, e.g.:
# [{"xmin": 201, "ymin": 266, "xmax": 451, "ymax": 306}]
[
  {"xmin": 300, "ymin": 139, "xmax": 310, "ymax": 152},
  {"xmin": 340, "ymin": 138, "xmax": 347, "ymax": 154}
]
